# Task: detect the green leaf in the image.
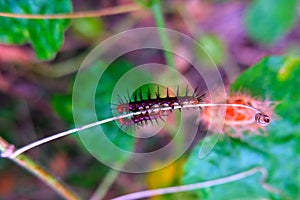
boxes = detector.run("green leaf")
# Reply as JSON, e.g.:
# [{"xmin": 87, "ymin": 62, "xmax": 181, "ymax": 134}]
[
  {"xmin": 0, "ymin": 0, "xmax": 72, "ymax": 60},
  {"xmin": 183, "ymin": 56, "xmax": 300, "ymax": 199},
  {"xmin": 183, "ymin": 135, "xmax": 271, "ymax": 199},
  {"xmin": 244, "ymin": 0, "xmax": 298, "ymax": 45}
]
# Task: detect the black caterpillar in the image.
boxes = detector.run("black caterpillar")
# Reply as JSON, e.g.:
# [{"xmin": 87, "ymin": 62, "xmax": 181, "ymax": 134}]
[{"xmin": 114, "ymin": 86, "xmax": 205, "ymax": 126}]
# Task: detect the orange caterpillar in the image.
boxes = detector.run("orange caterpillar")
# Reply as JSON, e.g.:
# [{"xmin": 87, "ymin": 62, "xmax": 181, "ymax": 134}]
[{"xmin": 201, "ymin": 93, "xmax": 274, "ymax": 138}]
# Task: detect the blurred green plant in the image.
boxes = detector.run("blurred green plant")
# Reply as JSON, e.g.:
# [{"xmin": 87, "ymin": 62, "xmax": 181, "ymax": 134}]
[
  {"xmin": 52, "ymin": 59, "xmax": 142, "ymax": 163},
  {"xmin": 182, "ymin": 56, "xmax": 300, "ymax": 199},
  {"xmin": 71, "ymin": 18, "xmax": 104, "ymax": 42},
  {"xmin": 196, "ymin": 33, "xmax": 227, "ymax": 66},
  {"xmin": 67, "ymin": 162, "xmax": 109, "ymax": 188},
  {"xmin": 134, "ymin": 0, "xmax": 161, "ymax": 7},
  {"xmin": 244, "ymin": 0, "xmax": 298, "ymax": 45},
  {"xmin": 0, "ymin": 0, "xmax": 72, "ymax": 60}
]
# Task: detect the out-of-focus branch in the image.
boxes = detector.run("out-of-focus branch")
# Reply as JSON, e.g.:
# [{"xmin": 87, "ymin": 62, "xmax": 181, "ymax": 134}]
[
  {"xmin": 0, "ymin": 137, "xmax": 81, "ymax": 200},
  {"xmin": 0, "ymin": 3, "xmax": 142, "ymax": 19}
]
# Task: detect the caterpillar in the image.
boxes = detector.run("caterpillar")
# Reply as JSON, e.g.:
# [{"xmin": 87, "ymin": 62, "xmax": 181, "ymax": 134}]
[
  {"xmin": 113, "ymin": 87, "xmax": 273, "ymax": 138},
  {"xmin": 114, "ymin": 86, "xmax": 206, "ymax": 126},
  {"xmin": 118, "ymin": 110, "xmax": 165, "ymax": 127}
]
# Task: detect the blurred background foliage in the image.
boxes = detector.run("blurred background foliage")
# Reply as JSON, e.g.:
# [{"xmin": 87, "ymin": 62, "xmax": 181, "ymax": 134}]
[{"xmin": 0, "ymin": 0, "xmax": 299, "ymax": 199}]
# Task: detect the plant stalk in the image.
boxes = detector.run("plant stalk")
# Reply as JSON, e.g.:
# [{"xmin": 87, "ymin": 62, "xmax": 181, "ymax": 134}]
[
  {"xmin": 0, "ymin": 137, "xmax": 81, "ymax": 200},
  {"xmin": 151, "ymin": 2, "xmax": 175, "ymax": 68}
]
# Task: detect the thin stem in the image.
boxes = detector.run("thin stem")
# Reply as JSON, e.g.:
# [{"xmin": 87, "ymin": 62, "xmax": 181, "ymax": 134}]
[
  {"xmin": 2, "ymin": 103, "xmax": 266, "ymax": 159},
  {"xmin": 111, "ymin": 167, "xmax": 280, "ymax": 200},
  {"xmin": 6, "ymin": 112, "xmax": 136, "ymax": 158},
  {"xmin": 151, "ymin": 2, "xmax": 175, "ymax": 68},
  {"xmin": 89, "ymin": 169, "xmax": 120, "ymax": 200},
  {"xmin": 0, "ymin": 4, "xmax": 142, "ymax": 19},
  {"xmin": 185, "ymin": 103, "xmax": 261, "ymax": 112},
  {"xmin": 0, "ymin": 137, "xmax": 81, "ymax": 200}
]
